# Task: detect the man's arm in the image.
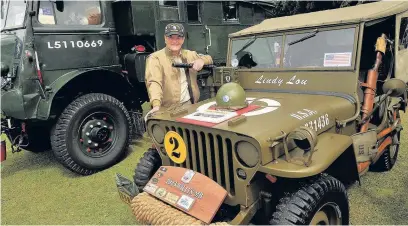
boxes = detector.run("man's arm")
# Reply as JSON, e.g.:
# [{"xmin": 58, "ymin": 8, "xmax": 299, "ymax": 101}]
[
  {"xmin": 192, "ymin": 51, "xmax": 213, "ymax": 65},
  {"xmin": 187, "ymin": 50, "xmax": 213, "ymax": 71},
  {"xmin": 145, "ymin": 56, "xmax": 163, "ymax": 107}
]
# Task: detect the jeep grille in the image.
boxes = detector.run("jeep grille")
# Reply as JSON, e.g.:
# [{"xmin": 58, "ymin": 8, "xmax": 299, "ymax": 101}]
[{"xmin": 163, "ymin": 124, "xmax": 236, "ymax": 196}]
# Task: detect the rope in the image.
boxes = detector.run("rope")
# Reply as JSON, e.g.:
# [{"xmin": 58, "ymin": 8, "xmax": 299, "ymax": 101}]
[{"xmin": 130, "ymin": 192, "xmax": 230, "ymax": 225}]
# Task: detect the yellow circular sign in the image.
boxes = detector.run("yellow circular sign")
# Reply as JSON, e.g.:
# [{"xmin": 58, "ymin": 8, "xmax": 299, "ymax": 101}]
[{"xmin": 164, "ymin": 131, "xmax": 187, "ymax": 164}]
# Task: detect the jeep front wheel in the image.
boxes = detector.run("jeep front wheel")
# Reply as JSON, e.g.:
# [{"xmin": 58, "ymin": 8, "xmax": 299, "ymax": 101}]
[
  {"xmin": 133, "ymin": 147, "xmax": 161, "ymax": 192},
  {"xmin": 51, "ymin": 93, "xmax": 132, "ymax": 175},
  {"xmin": 270, "ymin": 174, "xmax": 349, "ymax": 225}
]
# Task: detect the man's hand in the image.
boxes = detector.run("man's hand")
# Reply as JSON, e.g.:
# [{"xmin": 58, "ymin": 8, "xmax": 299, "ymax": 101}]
[
  {"xmin": 144, "ymin": 106, "xmax": 160, "ymax": 122},
  {"xmin": 151, "ymin": 106, "xmax": 160, "ymax": 114},
  {"xmin": 192, "ymin": 58, "xmax": 205, "ymax": 71}
]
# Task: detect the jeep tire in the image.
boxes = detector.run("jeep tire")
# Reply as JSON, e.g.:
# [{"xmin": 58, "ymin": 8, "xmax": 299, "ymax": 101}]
[
  {"xmin": 133, "ymin": 147, "xmax": 161, "ymax": 192},
  {"xmin": 51, "ymin": 93, "xmax": 132, "ymax": 175},
  {"xmin": 270, "ymin": 174, "xmax": 349, "ymax": 225},
  {"xmin": 371, "ymin": 111, "xmax": 401, "ymax": 172}
]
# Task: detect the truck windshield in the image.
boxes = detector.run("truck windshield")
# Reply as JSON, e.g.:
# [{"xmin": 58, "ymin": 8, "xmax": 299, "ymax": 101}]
[
  {"xmin": 230, "ymin": 27, "xmax": 356, "ymax": 69},
  {"xmin": 1, "ymin": 0, "xmax": 26, "ymax": 30}
]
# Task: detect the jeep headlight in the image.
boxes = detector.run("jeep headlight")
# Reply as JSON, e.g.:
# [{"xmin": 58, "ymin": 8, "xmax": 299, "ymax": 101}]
[
  {"xmin": 235, "ymin": 141, "xmax": 259, "ymax": 167},
  {"xmin": 288, "ymin": 126, "xmax": 317, "ymax": 152},
  {"xmin": 151, "ymin": 124, "xmax": 165, "ymax": 144}
]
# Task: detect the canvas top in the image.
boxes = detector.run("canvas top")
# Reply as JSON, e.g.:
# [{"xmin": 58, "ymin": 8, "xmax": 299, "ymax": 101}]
[{"xmin": 229, "ymin": 1, "xmax": 408, "ymax": 37}]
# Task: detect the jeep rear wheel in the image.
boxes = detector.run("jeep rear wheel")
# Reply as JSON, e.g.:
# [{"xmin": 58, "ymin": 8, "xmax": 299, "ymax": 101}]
[
  {"xmin": 270, "ymin": 174, "xmax": 349, "ymax": 225},
  {"xmin": 51, "ymin": 93, "xmax": 132, "ymax": 175},
  {"xmin": 133, "ymin": 147, "xmax": 161, "ymax": 192},
  {"xmin": 371, "ymin": 111, "xmax": 401, "ymax": 172}
]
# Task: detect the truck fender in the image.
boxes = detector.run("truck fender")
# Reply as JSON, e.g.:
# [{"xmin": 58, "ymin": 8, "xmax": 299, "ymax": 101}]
[
  {"xmin": 36, "ymin": 68, "xmax": 132, "ymax": 120},
  {"xmin": 259, "ymin": 133, "xmax": 360, "ymax": 183}
]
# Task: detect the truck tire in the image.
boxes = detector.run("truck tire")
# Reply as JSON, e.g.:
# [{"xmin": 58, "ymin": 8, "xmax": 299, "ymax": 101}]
[
  {"xmin": 133, "ymin": 148, "xmax": 161, "ymax": 192},
  {"xmin": 270, "ymin": 174, "xmax": 349, "ymax": 225},
  {"xmin": 51, "ymin": 93, "xmax": 132, "ymax": 175}
]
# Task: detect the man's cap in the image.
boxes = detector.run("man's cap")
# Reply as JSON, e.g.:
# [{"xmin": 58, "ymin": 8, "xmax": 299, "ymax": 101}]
[{"xmin": 165, "ymin": 23, "xmax": 185, "ymax": 37}]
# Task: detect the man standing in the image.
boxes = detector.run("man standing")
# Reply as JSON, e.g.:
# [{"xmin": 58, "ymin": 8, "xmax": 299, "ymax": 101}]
[{"xmin": 145, "ymin": 23, "xmax": 213, "ymax": 114}]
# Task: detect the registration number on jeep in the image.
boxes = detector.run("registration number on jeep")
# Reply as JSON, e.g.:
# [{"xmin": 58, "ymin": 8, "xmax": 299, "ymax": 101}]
[
  {"xmin": 47, "ymin": 40, "xmax": 103, "ymax": 49},
  {"xmin": 304, "ymin": 114, "xmax": 330, "ymax": 131}
]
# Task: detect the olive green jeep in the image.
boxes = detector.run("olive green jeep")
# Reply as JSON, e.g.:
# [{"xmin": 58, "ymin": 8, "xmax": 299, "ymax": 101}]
[{"xmin": 117, "ymin": 2, "xmax": 408, "ymax": 225}]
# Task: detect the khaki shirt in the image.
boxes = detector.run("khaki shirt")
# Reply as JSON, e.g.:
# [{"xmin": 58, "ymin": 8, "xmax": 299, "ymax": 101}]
[{"xmin": 145, "ymin": 47, "xmax": 213, "ymax": 108}]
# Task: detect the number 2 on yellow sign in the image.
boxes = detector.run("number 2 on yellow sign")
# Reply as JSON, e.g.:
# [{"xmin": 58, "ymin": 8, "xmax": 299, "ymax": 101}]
[{"xmin": 164, "ymin": 131, "xmax": 187, "ymax": 164}]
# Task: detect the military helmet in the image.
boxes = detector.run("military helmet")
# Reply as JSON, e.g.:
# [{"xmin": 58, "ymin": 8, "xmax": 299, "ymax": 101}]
[{"xmin": 215, "ymin": 82, "xmax": 248, "ymax": 110}]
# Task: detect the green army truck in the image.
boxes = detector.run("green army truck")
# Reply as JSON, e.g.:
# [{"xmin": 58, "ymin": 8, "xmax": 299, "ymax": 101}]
[
  {"xmin": 0, "ymin": 0, "xmax": 275, "ymax": 175},
  {"xmin": 118, "ymin": 1, "xmax": 408, "ymax": 225}
]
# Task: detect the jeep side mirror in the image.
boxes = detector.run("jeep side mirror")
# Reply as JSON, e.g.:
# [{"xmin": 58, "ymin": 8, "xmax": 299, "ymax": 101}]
[
  {"xmin": 382, "ymin": 78, "xmax": 407, "ymax": 97},
  {"xmin": 1, "ymin": 62, "xmax": 9, "ymax": 77}
]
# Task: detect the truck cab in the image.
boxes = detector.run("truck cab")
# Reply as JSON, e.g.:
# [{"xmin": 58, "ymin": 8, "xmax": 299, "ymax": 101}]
[{"xmin": 0, "ymin": 0, "xmax": 275, "ymax": 175}]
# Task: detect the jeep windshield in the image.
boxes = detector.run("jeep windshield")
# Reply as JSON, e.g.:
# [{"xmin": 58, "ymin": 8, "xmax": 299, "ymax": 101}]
[
  {"xmin": 230, "ymin": 27, "xmax": 356, "ymax": 69},
  {"xmin": 1, "ymin": 0, "xmax": 26, "ymax": 31}
]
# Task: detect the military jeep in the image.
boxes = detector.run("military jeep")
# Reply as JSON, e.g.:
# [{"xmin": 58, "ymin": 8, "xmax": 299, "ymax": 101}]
[{"xmin": 119, "ymin": 1, "xmax": 408, "ymax": 225}]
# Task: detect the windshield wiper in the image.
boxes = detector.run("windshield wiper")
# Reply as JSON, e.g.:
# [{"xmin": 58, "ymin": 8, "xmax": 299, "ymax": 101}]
[
  {"xmin": 288, "ymin": 29, "xmax": 319, "ymax": 46},
  {"xmin": 235, "ymin": 36, "xmax": 257, "ymax": 55}
]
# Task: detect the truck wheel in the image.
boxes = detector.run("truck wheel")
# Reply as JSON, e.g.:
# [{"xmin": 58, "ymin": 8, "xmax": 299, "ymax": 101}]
[
  {"xmin": 51, "ymin": 93, "xmax": 132, "ymax": 175},
  {"xmin": 270, "ymin": 174, "xmax": 349, "ymax": 225},
  {"xmin": 371, "ymin": 111, "xmax": 401, "ymax": 172},
  {"xmin": 133, "ymin": 148, "xmax": 161, "ymax": 192}
]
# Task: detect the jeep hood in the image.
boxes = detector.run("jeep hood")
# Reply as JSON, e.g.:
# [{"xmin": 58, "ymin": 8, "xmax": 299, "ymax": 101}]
[{"xmin": 158, "ymin": 92, "xmax": 357, "ymax": 141}]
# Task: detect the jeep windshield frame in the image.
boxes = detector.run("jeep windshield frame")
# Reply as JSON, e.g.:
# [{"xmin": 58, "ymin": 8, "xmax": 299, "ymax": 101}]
[
  {"xmin": 1, "ymin": 0, "xmax": 27, "ymax": 31},
  {"xmin": 228, "ymin": 24, "xmax": 360, "ymax": 72}
]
